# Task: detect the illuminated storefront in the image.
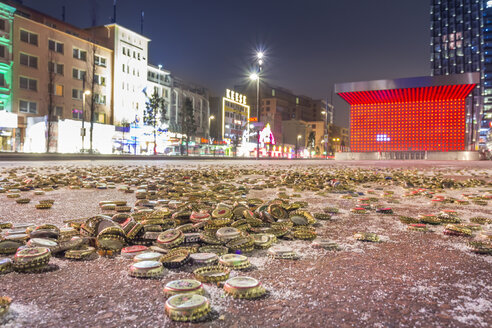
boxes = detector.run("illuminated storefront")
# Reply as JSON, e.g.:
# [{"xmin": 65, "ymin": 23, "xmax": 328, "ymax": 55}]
[
  {"xmin": 222, "ymin": 89, "xmax": 250, "ymax": 141},
  {"xmin": 0, "ymin": 111, "xmax": 17, "ymax": 151},
  {"xmin": 336, "ymin": 73, "xmax": 480, "ymax": 154}
]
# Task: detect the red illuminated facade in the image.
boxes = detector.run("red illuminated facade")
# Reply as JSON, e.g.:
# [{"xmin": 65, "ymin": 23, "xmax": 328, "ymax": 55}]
[{"xmin": 336, "ymin": 74, "xmax": 480, "ymax": 153}]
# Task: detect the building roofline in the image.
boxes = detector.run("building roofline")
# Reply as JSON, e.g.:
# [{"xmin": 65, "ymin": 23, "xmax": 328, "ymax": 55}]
[
  {"xmin": 14, "ymin": 14, "xmax": 113, "ymax": 52},
  {"xmin": 334, "ymin": 73, "xmax": 480, "ymax": 94},
  {"xmin": 148, "ymin": 63, "xmax": 171, "ymax": 74},
  {"xmin": 92, "ymin": 23, "xmax": 151, "ymax": 41}
]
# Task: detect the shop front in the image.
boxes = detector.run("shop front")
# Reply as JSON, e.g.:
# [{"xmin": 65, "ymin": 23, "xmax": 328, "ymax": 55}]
[{"xmin": 0, "ymin": 111, "xmax": 17, "ymax": 151}]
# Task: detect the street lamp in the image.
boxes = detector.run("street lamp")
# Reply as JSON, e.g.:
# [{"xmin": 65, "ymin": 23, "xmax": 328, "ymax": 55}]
[
  {"xmin": 249, "ymin": 72, "xmax": 260, "ymax": 159},
  {"xmin": 296, "ymin": 134, "xmax": 302, "ymax": 159},
  {"xmin": 321, "ymin": 110, "xmax": 328, "ymax": 159},
  {"xmin": 81, "ymin": 89, "xmax": 91, "ymax": 152},
  {"xmin": 208, "ymin": 115, "xmax": 215, "ymax": 155},
  {"xmin": 250, "ymin": 50, "xmax": 264, "ymax": 160}
]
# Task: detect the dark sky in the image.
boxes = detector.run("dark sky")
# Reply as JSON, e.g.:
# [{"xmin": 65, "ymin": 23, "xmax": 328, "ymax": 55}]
[{"xmin": 21, "ymin": 0, "xmax": 431, "ymax": 127}]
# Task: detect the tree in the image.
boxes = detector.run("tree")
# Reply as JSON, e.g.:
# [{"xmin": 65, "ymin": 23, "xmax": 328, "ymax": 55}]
[
  {"xmin": 85, "ymin": 43, "xmax": 101, "ymax": 154},
  {"xmin": 307, "ymin": 131, "xmax": 316, "ymax": 158},
  {"xmin": 144, "ymin": 91, "xmax": 167, "ymax": 155},
  {"xmin": 231, "ymin": 134, "xmax": 240, "ymax": 157},
  {"xmin": 180, "ymin": 97, "xmax": 197, "ymax": 156},
  {"xmin": 46, "ymin": 42, "xmax": 57, "ymax": 153}
]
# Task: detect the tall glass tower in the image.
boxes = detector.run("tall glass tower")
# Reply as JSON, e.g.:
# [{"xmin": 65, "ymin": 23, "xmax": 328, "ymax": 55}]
[{"xmin": 430, "ymin": 0, "xmax": 492, "ymax": 149}]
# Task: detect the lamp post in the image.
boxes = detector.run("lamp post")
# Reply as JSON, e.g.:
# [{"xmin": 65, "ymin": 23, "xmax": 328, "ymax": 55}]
[
  {"xmin": 208, "ymin": 115, "xmax": 215, "ymax": 155},
  {"xmin": 296, "ymin": 134, "xmax": 302, "ymax": 159},
  {"xmin": 81, "ymin": 89, "xmax": 91, "ymax": 152},
  {"xmin": 249, "ymin": 51, "xmax": 264, "ymax": 160},
  {"xmin": 321, "ymin": 110, "xmax": 328, "ymax": 159}
]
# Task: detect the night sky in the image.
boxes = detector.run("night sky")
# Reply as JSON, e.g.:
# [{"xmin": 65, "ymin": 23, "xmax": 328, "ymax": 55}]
[{"xmin": 20, "ymin": 0, "xmax": 431, "ymax": 127}]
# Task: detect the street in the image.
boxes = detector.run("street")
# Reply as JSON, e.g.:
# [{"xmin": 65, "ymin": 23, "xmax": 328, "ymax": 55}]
[{"xmin": 0, "ymin": 160, "xmax": 491, "ymax": 327}]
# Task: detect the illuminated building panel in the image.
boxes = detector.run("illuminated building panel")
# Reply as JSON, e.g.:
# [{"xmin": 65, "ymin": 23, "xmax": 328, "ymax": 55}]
[
  {"xmin": 222, "ymin": 89, "xmax": 250, "ymax": 140},
  {"xmin": 338, "ymin": 84, "xmax": 476, "ymax": 152}
]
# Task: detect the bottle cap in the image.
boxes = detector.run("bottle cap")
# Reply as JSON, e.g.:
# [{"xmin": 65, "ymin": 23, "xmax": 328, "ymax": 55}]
[{"xmin": 164, "ymin": 294, "xmax": 211, "ymax": 322}]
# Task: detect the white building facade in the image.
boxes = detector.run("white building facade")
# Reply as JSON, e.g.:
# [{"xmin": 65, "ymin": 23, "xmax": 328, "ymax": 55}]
[{"xmin": 89, "ymin": 24, "xmax": 150, "ymax": 126}]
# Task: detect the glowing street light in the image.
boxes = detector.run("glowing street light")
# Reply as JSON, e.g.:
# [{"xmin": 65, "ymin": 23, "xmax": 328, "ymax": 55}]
[
  {"xmin": 296, "ymin": 134, "xmax": 302, "ymax": 159},
  {"xmin": 321, "ymin": 110, "xmax": 328, "ymax": 159},
  {"xmin": 208, "ymin": 115, "xmax": 215, "ymax": 139},
  {"xmin": 251, "ymin": 51, "xmax": 266, "ymax": 160}
]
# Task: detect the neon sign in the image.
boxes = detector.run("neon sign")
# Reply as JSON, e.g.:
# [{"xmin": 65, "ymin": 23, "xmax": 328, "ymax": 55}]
[{"xmin": 226, "ymin": 89, "xmax": 247, "ymax": 105}]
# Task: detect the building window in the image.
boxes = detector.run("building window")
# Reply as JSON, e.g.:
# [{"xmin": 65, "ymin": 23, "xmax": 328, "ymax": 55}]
[
  {"xmin": 94, "ymin": 74, "xmax": 106, "ymax": 86},
  {"xmin": 72, "ymin": 68, "xmax": 86, "ymax": 80},
  {"xmin": 296, "ymin": 97, "xmax": 299, "ymax": 105},
  {"xmin": 19, "ymin": 77, "xmax": 37, "ymax": 91},
  {"xmin": 20, "ymin": 53, "xmax": 38, "ymax": 68},
  {"xmin": 0, "ymin": 73, "xmax": 5, "ymax": 87},
  {"xmin": 48, "ymin": 62, "xmax": 64, "ymax": 75},
  {"xmin": 122, "ymin": 64, "xmax": 125, "ymax": 72},
  {"xmin": 73, "ymin": 48, "xmax": 87, "ymax": 61},
  {"xmin": 0, "ymin": 20, "xmax": 5, "ymax": 31},
  {"xmin": 50, "ymin": 84, "xmax": 64, "ymax": 96},
  {"xmin": 272, "ymin": 89, "xmax": 275, "ymax": 96},
  {"xmin": 0, "ymin": 45, "xmax": 5, "ymax": 58},
  {"xmin": 72, "ymin": 108, "xmax": 83, "ymax": 120},
  {"xmin": 94, "ymin": 94, "xmax": 106, "ymax": 105},
  {"xmin": 48, "ymin": 40, "xmax": 64, "ymax": 54},
  {"xmin": 52, "ymin": 105, "xmax": 63, "ymax": 117},
  {"xmin": 72, "ymin": 89, "xmax": 83, "ymax": 100},
  {"xmin": 95, "ymin": 112, "xmax": 106, "ymax": 123},
  {"xmin": 19, "ymin": 100, "xmax": 37, "ymax": 113},
  {"xmin": 95, "ymin": 55, "xmax": 106, "ymax": 67},
  {"xmin": 20, "ymin": 30, "xmax": 38, "ymax": 46}
]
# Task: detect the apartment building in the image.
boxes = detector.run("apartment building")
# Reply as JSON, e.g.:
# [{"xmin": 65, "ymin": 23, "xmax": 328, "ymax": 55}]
[
  {"xmin": 0, "ymin": 0, "xmax": 113, "ymax": 152},
  {"xmin": 0, "ymin": 0, "xmax": 212, "ymax": 153},
  {"xmin": 88, "ymin": 24, "xmax": 150, "ymax": 126},
  {"xmin": 235, "ymin": 82, "xmax": 332, "ymax": 144}
]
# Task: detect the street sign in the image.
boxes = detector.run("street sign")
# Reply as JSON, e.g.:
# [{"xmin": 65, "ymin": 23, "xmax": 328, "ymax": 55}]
[{"xmin": 249, "ymin": 117, "xmax": 258, "ymax": 122}]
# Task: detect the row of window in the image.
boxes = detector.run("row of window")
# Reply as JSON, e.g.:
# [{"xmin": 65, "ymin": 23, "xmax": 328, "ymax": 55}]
[
  {"xmin": 122, "ymin": 64, "xmax": 141, "ymax": 77},
  {"xmin": 17, "ymin": 75, "xmax": 106, "ymax": 103},
  {"xmin": 17, "ymin": 59, "xmax": 106, "ymax": 85},
  {"xmin": 20, "ymin": 30, "xmax": 107, "ymax": 66},
  {"xmin": 18, "ymin": 99, "xmax": 107, "ymax": 123},
  {"xmin": 122, "ymin": 46, "xmax": 141, "ymax": 61}
]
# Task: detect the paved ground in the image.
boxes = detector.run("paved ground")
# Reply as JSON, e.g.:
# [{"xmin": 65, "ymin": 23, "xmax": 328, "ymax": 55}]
[{"xmin": 0, "ymin": 160, "xmax": 491, "ymax": 328}]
